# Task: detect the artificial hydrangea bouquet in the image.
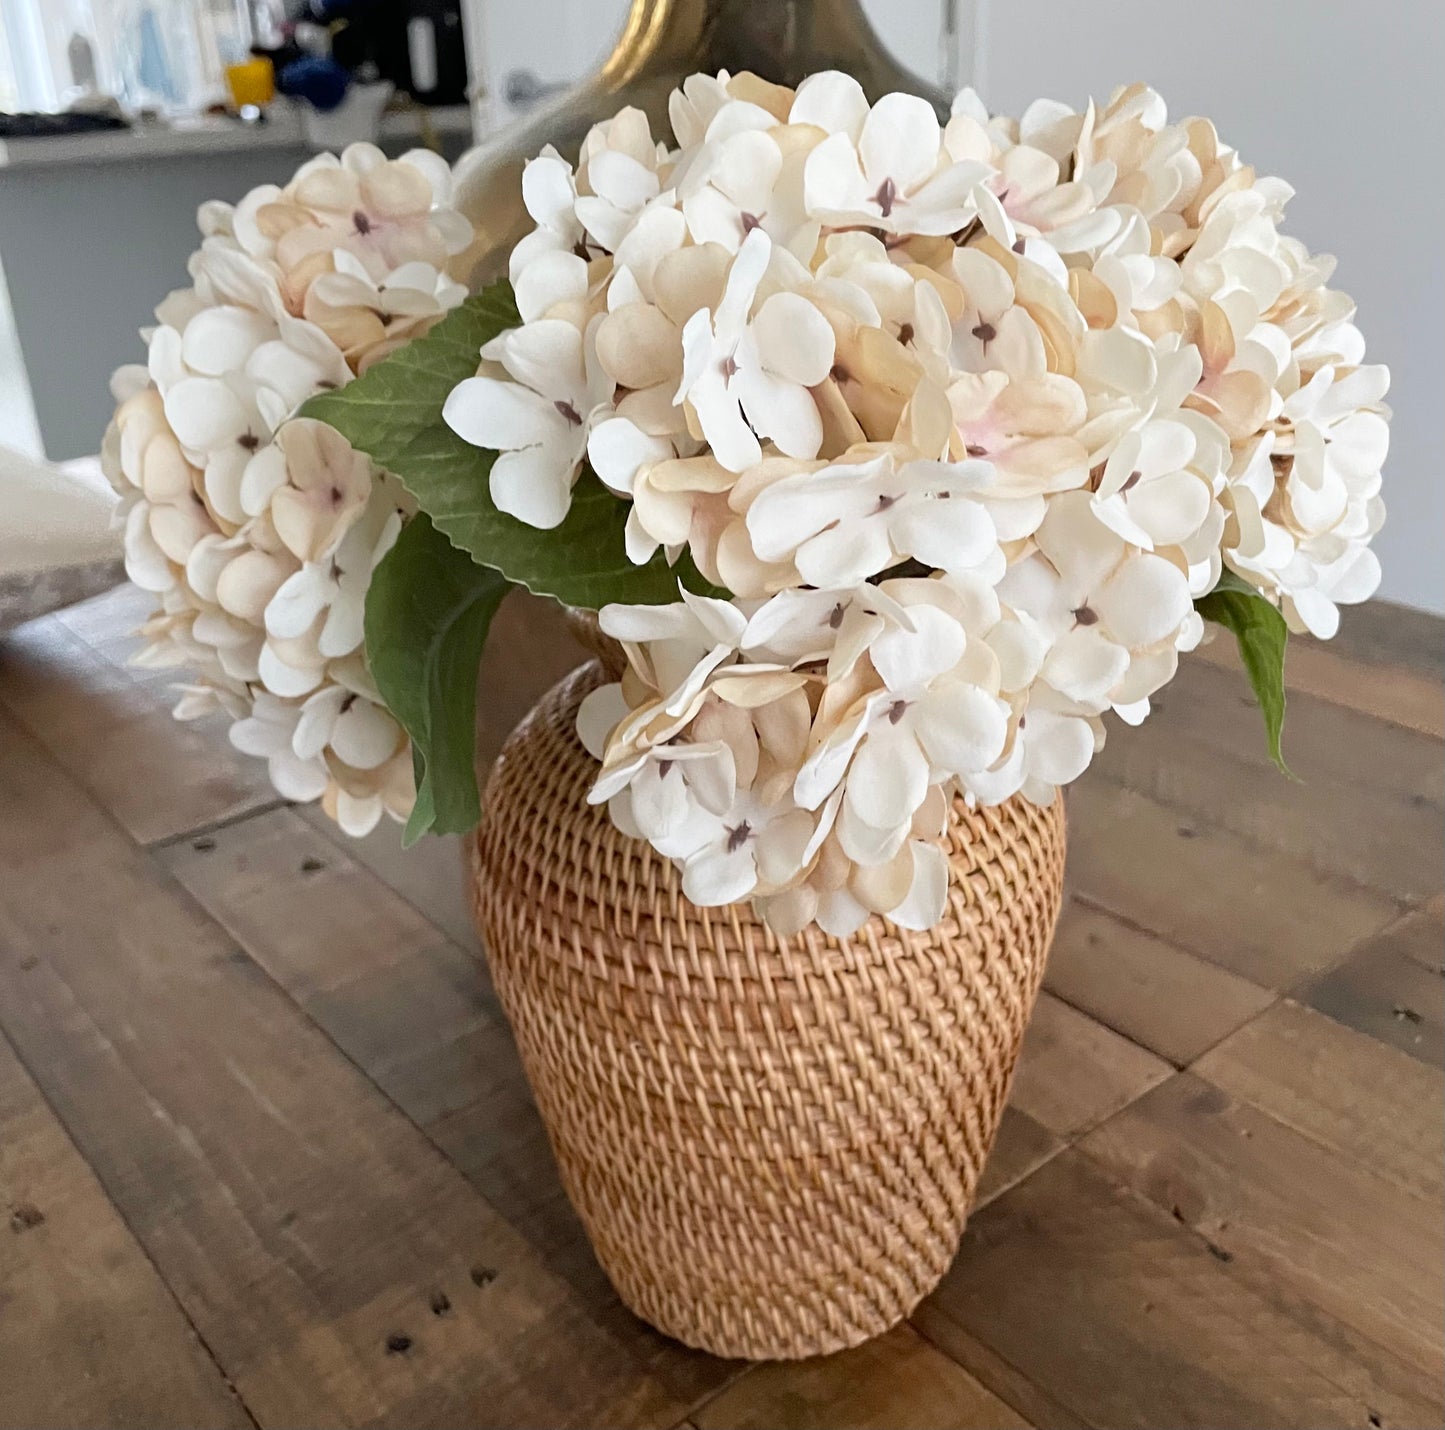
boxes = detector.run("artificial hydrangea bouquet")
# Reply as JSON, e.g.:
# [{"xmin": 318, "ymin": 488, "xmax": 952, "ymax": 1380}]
[{"xmin": 107, "ymin": 72, "xmax": 1389, "ymax": 938}]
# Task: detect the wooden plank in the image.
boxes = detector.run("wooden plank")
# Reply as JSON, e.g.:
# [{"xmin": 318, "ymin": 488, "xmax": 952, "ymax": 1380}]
[
  {"xmin": 1006, "ymin": 993, "xmax": 1171, "ymax": 1140},
  {"xmin": 0, "ymin": 1030, "xmax": 251, "ymax": 1430},
  {"xmin": 974, "ymin": 1107, "xmax": 1060, "ymax": 1209},
  {"xmin": 1194, "ymin": 999, "xmax": 1444, "ymax": 1203},
  {"xmin": 1330, "ymin": 598, "xmax": 1445, "ymax": 682},
  {"xmin": 1370, "ymin": 896, "xmax": 1444, "ymax": 977},
  {"xmin": 1064, "ymin": 778, "xmax": 1402, "ymax": 988},
  {"xmin": 159, "ymin": 804, "xmax": 736, "ymax": 1411},
  {"xmin": 1093, "ymin": 661, "xmax": 1443, "ymax": 903},
  {"xmin": 1194, "ymin": 626, "xmax": 1444, "ymax": 739},
  {"xmin": 1296, "ymin": 919, "xmax": 1445, "ymax": 1067},
  {"xmin": 691, "ymin": 1324, "xmax": 1030, "ymax": 1430},
  {"xmin": 1044, "ymin": 897, "xmax": 1275, "ymax": 1066},
  {"xmin": 0, "ymin": 709, "xmax": 704, "ymax": 1430},
  {"xmin": 907, "ymin": 1305, "xmax": 1088, "ymax": 1430},
  {"xmin": 1081, "ymin": 1074, "xmax": 1445, "ymax": 1380},
  {"xmin": 0, "ymin": 616, "xmax": 276, "ymax": 846},
  {"xmin": 924, "ymin": 1149, "xmax": 1443, "ymax": 1430}
]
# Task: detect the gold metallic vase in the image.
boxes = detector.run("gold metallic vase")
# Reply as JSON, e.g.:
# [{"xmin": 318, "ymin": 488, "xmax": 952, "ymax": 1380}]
[{"xmin": 452, "ymin": 0, "xmax": 947, "ymax": 284}]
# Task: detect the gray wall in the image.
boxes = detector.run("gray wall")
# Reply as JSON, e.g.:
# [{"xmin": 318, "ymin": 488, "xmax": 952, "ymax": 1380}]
[
  {"xmin": 973, "ymin": 0, "xmax": 1444, "ymax": 615},
  {"xmin": 0, "ymin": 150, "xmax": 315, "ymax": 463}
]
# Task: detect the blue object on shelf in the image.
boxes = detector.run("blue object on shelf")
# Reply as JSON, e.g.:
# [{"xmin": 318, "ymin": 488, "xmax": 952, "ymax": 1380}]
[{"xmin": 277, "ymin": 56, "xmax": 353, "ymax": 113}]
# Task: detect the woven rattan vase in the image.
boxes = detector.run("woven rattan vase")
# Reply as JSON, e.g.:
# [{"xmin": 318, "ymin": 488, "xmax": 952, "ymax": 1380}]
[{"xmin": 469, "ymin": 661, "xmax": 1067, "ymax": 1360}]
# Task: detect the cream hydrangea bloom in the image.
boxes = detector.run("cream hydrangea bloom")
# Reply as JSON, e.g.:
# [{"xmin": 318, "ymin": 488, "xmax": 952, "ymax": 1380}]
[
  {"xmin": 106, "ymin": 144, "xmax": 473, "ymax": 835},
  {"xmin": 452, "ymin": 70, "xmax": 1388, "ymax": 934}
]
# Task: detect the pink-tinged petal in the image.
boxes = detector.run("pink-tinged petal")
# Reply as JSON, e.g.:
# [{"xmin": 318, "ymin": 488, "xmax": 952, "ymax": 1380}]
[{"xmin": 443, "ymin": 375, "xmax": 560, "ymax": 452}]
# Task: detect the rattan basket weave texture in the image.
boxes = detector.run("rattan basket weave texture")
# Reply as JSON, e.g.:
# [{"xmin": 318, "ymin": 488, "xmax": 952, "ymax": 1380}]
[{"xmin": 469, "ymin": 662, "xmax": 1067, "ymax": 1360}]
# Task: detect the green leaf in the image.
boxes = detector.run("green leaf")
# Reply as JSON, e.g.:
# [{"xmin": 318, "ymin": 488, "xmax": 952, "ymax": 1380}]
[
  {"xmin": 1195, "ymin": 570, "xmax": 1293, "ymax": 777},
  {"xmin": 301, "ymin": 281, "xmax": 714, "ymax": 609},
  {"xmin": 365, "ymin": 513, "xmax": 512, "ymax": 842}
]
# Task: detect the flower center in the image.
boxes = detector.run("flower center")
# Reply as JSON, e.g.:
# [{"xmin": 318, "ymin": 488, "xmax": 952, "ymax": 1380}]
[
  {"xmin": 740, "ymin": 211, "xmax": 762, "ymax": 233},
  {"xmin": 876, "ymin": 493, "xmax": 898, "ymax": 512},
  {"xmin": 352, "ymin": 210, "xmax": 372, "ymax": 236},
  {"xmin": 726, "ymin": 820, "xmax": 753, "ymax": 853},
  {"xmin": 886, "ymin": 699, "xmax": 910, "ymax": 725},
  {"xmin": 554, "ymin": 400, "xmax": 583, "ymax": 426},
  {"xmin": 873, "ymin": 177, "xmax": 898, "ymax": 217},
  {"xmin": 237, "ymin": 431, "xmax": 260, "ymax": 451},
  {"xmin": 1121, "ymin": 469, "xmax": 1144, "ymax": 493},
  {"xmin": 1072, "ymin": 604, "xmax": 1100, "ymax": 627},
  {"xmin": 972, "ymin": 321, "xmax": 997, "ymax": 344},
  {"xmin": 826, "ymin": 602, "xmax": 846, "ymax": 629}
]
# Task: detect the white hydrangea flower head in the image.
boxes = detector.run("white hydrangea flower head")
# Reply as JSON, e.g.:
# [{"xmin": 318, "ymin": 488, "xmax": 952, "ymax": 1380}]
[
  {"xmin": 430, "ymin": 67, "xmax": 1394, "ymax": 934},
  {"xmin": 105, "ymin": 143, "xmax": 473, "ymax": 833}
]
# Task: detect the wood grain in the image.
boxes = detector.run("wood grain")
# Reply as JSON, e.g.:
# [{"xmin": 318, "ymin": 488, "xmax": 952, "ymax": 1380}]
[
  {"xmin": 158, "ymin": 805, "xmax": 736, "ymax": 1411},
  {"xmin": 1194, "ymin": 999, "xmax": 1444, "ymax": 1204},
  {"xmin": 1295, "ymin": 920, "xmax": 1445, "ymax": 1067},
  {"xmin": 1, "ymin": 586, "xmax": 1441, "ymax": 1430},
  {"xmin": 1065, "ymin": 778, "xmax": 1402, "ymax": 988},
  {"xmin": 925, "ymin": 1150, "xmax": 1443, "ymax": 1430},
  {"xmin": 973, "ymin": 1107, "xmax": 1060, "ymax": 1209},
  {"xmin": 691, "ymin": 1325, "xmax": 1029, "ymax": 1430},
  {"xmin": 1081, "ymin": 1074, "xmax": 1445, "ymax": 1380},
  {"xmin": 0, "ymin": 616, "xmax": 277, "ymax": 845},
  {"xmin": 1006, "ymin": 992, "xmax": 1171, "ymax": 1139},
  {"xmin": 0, "ymin": 709, "xmax": 704, "ymax": 1430},
  {"xmin": 1194, "ymin": 623, "xmax": 1445, "ymax": 738},
  {"xmin": 0, "ymin": 1030, "xmax": 251, "ymax": 1430},
  {"xmin": 1044, "ymin": 898, "xmax": 1275, "ymax": 1065}
]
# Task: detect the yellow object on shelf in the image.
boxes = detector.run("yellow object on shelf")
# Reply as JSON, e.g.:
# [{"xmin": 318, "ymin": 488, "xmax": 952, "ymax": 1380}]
[{"xmin": 225, "ymin": 56, "xmax": 276, "ymax": 110}]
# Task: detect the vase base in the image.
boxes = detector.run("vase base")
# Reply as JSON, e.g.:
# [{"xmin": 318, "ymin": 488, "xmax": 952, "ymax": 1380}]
[{"xmin": 471, "ymin": 663, "xmax": 1067, "ymax": 1361}]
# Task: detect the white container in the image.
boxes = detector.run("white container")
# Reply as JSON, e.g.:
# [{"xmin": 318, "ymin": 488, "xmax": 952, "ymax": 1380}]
[{"xmin": 298, "ymin": 81, "xmax": 393, "ymax": 150}]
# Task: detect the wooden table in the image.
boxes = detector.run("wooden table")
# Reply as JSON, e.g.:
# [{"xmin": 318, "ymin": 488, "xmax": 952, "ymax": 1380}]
[{"xmin": 1, "ymin": 585, "xmax": 1441, "ymax": 1430}]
